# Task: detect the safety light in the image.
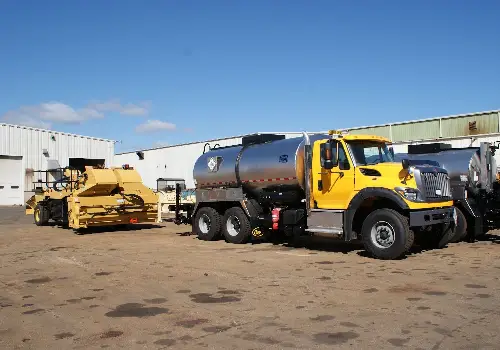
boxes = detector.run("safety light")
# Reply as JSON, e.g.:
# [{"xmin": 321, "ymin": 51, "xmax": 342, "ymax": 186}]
[{"xmin": 328, "ymin": 129, "xmax": 345, "ymax": 139}]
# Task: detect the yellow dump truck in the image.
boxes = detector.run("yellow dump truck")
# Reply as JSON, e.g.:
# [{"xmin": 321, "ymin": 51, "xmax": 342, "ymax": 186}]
[
  {"xmin": 170, "ymin": 131, "xmax": 457, "ymax": 260},
  {"xmin": 26, "ymin": 164, "xmax": 158, "ymax": 232}
]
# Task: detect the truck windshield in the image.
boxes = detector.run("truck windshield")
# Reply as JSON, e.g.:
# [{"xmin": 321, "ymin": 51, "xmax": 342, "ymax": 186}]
[{"xmin": 347, "ymin": 141, "xmax": 394, "ymax": 165}]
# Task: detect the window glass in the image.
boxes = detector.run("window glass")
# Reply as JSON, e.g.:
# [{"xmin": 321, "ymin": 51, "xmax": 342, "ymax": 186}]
[
  {"xmin": 320, "ymin": 141, "xmax": 350, "ymax": 169},
  {"xmin": 347, "ymin": 141, "xmax": 394, "ymax": 165}
]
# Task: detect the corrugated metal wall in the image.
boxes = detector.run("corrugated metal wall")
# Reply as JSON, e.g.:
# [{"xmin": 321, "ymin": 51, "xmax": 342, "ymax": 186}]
[
  {"xmin": 440, "ymin": 111, "xmax": 499, "ymax": 138},
  {"xmin": 114, "ymin": 132, "xmax": 310, "ymax": 189},
  {"xmin": 392, "ymin": 120, "xmax": 441, "ymax": 142},
  {"xmin": 115, "ymin": 137, "xmax": 243, "ymax": 189},
  {"xmin": 349, "ymin": 126, "xmax": 391, "ymax": 139},
  {"xmin": 392, "ymin": 133, "xmax": 500, "ymax": 166},
  {"xmin": 0, "ymin": 123, "xmax": 115, "ymax": 192},
  {"xmin": 346, "ymin": 110, "xmax": 500, "ymax": 143}
]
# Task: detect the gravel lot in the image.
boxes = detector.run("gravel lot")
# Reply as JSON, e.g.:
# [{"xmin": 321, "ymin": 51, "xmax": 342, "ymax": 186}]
[{"xmin": 1, "ymin": 206, "xmax": 500, "ymax": 349}]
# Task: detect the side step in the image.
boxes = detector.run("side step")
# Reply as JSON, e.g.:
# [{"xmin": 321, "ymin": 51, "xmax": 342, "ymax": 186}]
[
  {"xmin": 306, "ymin": 209, "xmax": 344, "ymax": 237},
  {"xmin": 305, "ymin": 227, "xmax": 343, "ymax": 237}
]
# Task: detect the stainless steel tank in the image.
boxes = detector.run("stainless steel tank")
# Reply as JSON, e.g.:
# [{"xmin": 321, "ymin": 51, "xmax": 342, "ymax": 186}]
[
  {"xmin": 193, "ymin": 134, "xmax": 327, "ymax": 196},
  {"xmin": 396, "ymin": 145, "xmax": 496, "ymax": 193}
]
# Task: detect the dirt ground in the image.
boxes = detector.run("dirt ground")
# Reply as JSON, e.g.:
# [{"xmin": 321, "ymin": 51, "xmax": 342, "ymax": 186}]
[{"xmin": 1, "ymin": 206, "xmax": 500, "ymax": 350}]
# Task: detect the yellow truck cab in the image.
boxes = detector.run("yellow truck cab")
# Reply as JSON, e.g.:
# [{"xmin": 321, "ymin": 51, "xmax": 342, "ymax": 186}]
[{"xmin": 310, "ymin": 130, "xmax": 456, "ymax": 258}]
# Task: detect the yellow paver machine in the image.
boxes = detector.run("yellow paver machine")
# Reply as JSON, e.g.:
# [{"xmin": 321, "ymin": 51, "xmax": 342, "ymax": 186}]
[{"xmin": 26, "ymin": 164, "xmax": 158, "ymax": 232}]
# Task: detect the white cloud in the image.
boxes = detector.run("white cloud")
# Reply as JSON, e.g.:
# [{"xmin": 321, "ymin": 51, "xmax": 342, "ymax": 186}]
[
  {"xmin": 87, "ymin": 99, "xmax": 151, "ymax": 116},
  {"xmin": 135, "ymin": 120, "xmax": 176, "ymax": 133},
  {"xmin": 1, "ymin": 102, "xmax": 92, "ymax": 128},
  {"xmin": 1, "ymin": 99, "xmax": 151, "ymax": 129}
]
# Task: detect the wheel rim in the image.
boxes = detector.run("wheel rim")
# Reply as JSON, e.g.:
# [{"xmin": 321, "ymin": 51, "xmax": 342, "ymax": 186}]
[
  {"xmin": 226, "ymin": 215, "xmax": 241, "ymax": 237},
  {"xmin": 198, "ymin": 214, "xmax": 211, "ymax": 234},
  {"xmin": 370, "ymin": 221, "xmax": 396, "ymax": 249},
  {"xmin": 35, "ymin": 210, "xmax": 40, "ymax": 222}
]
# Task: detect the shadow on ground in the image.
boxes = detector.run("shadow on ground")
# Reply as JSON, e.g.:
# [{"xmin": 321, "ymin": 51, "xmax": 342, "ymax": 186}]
[
  {"xmin": 74, "ymin": 224, "xmax": 164, "ymax": 235},
  {"xmin": 174, "ymin": 229, "xmax": 449, "ymax": 260},
  {"xmin": 474, "ymin": 233, "xmax": 500, "ymax": 244}
]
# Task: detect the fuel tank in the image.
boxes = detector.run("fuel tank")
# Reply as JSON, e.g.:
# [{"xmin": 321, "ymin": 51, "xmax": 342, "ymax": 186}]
[{"xmin": 193, "ymin": 133, "xmax": 327, "ymax": 197}]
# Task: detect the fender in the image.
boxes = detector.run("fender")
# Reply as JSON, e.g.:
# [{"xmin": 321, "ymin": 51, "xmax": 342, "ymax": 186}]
[
  {"xmin": 456, "ymin": 198, "xmax": 481, "ymax": 219},
  {"xmin": 455, "ymin": 198, "xmax": 483, "ymax": 237},
  {"xmin": 343, "ymin": 187, "xmax": 410, "ymax": 241}
]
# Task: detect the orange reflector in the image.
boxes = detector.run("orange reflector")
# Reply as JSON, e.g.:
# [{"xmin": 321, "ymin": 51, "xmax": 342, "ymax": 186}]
[{"xmin": 130, "ymin": 218, "xmax": 138, "ymax": 224}]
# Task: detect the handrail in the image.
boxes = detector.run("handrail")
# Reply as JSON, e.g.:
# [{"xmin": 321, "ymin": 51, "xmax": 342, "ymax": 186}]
[{"xmin": 302, "ymin": 132, "xmax": 312, "ymax": 216}]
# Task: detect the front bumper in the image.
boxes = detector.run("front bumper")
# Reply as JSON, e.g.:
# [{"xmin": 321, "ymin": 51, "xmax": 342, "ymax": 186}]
[{"xmin": 409, "ymin": 207, "xmax": 456, "ymax": 227}]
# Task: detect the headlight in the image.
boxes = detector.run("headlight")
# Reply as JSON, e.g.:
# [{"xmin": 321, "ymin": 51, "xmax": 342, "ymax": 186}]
[{"xmin": 395, "ymin": 187, "xmax": 423, "ymax": 202}]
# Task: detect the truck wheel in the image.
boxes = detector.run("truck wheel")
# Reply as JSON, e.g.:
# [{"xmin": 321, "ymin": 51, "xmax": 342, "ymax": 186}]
[
  {"xmin": 193, "ymin": 207, "xmax": 221, "ymax": 241},
  {"xmin": 222, "ymin": 207, "xmax": 251, "ymax": 244},
  {"xmin": 449, "ymin": 207, "xmax": 467, "ymax": 243},
  {"xmin": 34, "ymin": 204, "xmax": 50, "ymax": 226},
  {"xmin": 361, "ymin": 209, "xmax": 411, "ymax": 260}
]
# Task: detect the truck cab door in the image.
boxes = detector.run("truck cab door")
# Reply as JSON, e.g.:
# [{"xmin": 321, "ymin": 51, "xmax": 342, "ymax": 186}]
[{"xmin": 312, "ymin": 140, "xmax": 355, "ymax": 210}]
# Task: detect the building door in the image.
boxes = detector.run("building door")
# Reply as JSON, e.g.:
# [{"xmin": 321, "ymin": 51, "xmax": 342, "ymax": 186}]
[{"xmin": 0, "ymin": 156, "xmax": 23, "ymax": 206}]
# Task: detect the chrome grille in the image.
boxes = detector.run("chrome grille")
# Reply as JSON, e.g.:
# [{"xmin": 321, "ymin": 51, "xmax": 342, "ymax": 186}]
[{"xmin": 421, "ymin": 171, "xmax": 451, "ymax": 199}]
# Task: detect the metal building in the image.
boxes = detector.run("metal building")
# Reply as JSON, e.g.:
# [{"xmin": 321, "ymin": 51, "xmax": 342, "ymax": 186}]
[
  {"xmin": 0, "ymin": 123, "xmax": 116, "ymax": 206},
  {"xmin": 342, "ymin": 109, "xmax": 500, "ymax": 155},
  {"xmin": 114, "ymin": 132, "xmax": 319, "ymax": 190},
  {"xmin": 115, "ymin": 108, "xmax": 500, "ymax": 192}
]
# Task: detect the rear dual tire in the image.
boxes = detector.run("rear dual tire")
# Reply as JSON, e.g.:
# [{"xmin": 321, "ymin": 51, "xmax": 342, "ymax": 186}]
[
  {"xmin": 193, "ymin": 206, "xmax": 251, "ymax": 244},
  {"xmin": 193, "ymin": 207, "xmax": 222, "ymax": 241},
  {"xmin": 221, "ymin": 207, "xmax": 251, "ymax": 244},
  {"xmin": 361, "ymin": 209, "xmax": 414, "ymax": 260}
]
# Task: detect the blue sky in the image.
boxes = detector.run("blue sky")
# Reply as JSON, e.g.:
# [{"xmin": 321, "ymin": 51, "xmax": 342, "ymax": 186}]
[{"xmin": 1, "ymin": 0, "xmax": 499, "ymax": 153}]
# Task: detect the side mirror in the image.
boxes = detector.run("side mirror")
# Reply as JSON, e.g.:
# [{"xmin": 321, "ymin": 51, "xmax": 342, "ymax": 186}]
[
  {"xmin": 402, "ymin": 159, "xmax": 410, "ymax": 170},
  {"xmin": 323, "ymin": 142, "xmax": 335, "ymax": 170}
]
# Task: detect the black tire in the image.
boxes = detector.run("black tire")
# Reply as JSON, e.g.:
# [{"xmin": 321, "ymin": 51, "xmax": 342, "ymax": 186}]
[
  {"xmin": 361, "ymin": 209, "xmax": 411, "ymax": 260},
  {"xmin": 34, "ymin": 204, "xmax": 50, "ymax": 226},
  {"xmin": 193, "ymin": 207, "xmax": 222, "ymax": 241},
  {"xmin": 221, "ymin": 207, "xmax": 251, "ymax": 244},
  {"xmin": 404, "ymin": 223, "xmax": 415, "ymax": 253},
  {"xmin": 449, "ymin": 207, "xmax": 467, "ymax": 243}
]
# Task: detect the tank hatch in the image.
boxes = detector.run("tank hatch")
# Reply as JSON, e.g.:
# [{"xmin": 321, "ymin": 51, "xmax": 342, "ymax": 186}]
[
  {"xmin": 242, "ymin": 133, "xmax": 286, "ymax": 146},
  {"xmin": 408, "ymin": 143, "xmax": 452, "ymax": 154}
]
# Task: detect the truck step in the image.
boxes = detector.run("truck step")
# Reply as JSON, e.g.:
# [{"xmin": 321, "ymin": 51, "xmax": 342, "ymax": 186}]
[{"xmin": 305, "ymin": 227, "xmax": 343, "ymax": 236}]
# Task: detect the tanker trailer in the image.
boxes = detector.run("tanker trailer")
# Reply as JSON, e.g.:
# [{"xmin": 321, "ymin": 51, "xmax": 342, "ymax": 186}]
[
  {"xmin": 394, "ymin": 141, "xmax": 500, "ymax": 242},
  {"xmin": 173, "ymin": 131, "xmax": 457, "ymax": 260}
]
